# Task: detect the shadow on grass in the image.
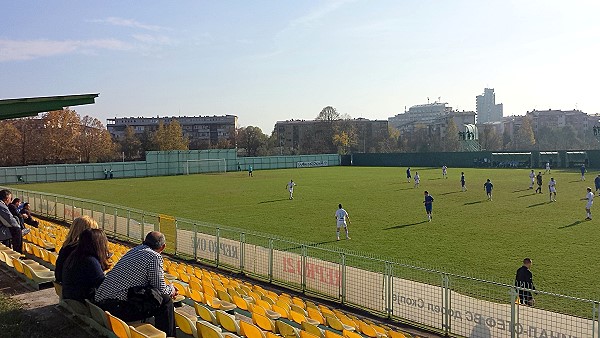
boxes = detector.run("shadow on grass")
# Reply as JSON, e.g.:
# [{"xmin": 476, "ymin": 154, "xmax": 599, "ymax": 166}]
[
  {"xmin": 569, "ymin": 180, "xmax": 581, "ymax": 183},
  {"xmin": 517, "ymin": 193, "xmax": 538, "ymax": 198},
  {"xmin": 559, "ymin": 220, "xmax": 586, "ymax": 229},
  {"xmin": 428, "ymin": 178, "xmax": 443, "ymax": 181},
  {"xmin": 464, "ymin": 200, "xmax": 485, "ymax": 205},
  {"xmin": 258, "ymin": 198, "xmax": 288, "ymax": 204},
  {"xmin": 527, "ymin": 201, "xmax": 550, "ymax": 208},
  {"xmin": 513, "ymin": 189, "xmax": 532, "ymax": 193},
  {"xmin": 439, "ymin": 191, "xmax": 460, "ymax": 196},
  {"xmin": 383, "ymin": 220, "xmax": 428, "ymax": 230},
  {"xmin": 397, "ymin": 187, "xmax": 415, "ymax": 191}
]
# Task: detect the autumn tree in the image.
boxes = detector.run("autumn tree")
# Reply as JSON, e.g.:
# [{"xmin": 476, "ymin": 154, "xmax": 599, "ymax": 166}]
[
  {"xmin": 152, "ymin": 120, "xmax": 189, "ymax": 151},
  {"xmin": 39, "ymin": 109, "xmax": 81, "ymax": 163},
  {"xmin": 0, "ymin": 121, "xmax": 23, "ymax": 166},
  {"xmin": 332, "ymin": 120, "xmax": 358, "ymax": 154},
  {"xmin": 377, "ymin": 127, "xmax": 400, "ymax": 153},
  {"xmin": 316, "ymin": 106, "xmax": 340, "ymax": 121},
  {"xmin": 479, "ymin": 125, "xmax": 503, "ymax": 151},
  {"xmin": 78, "ymin": 115, "xmax": 117, "ymax": 163},
  {"xmin": 443, "ymin": 119, "xmax": 461, "ymax": 152},
  {"xmin": 120, "ymin": 126, "xmax": 142, "ymax": 160},
  {"xmin": 513, "ymin": 116, "xmax": 536, "ymax": 150}
]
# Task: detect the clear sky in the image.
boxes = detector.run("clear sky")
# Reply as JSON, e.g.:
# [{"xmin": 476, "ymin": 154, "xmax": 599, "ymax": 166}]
[{"xmin": 2, "ymin": 1, "xmax": 599, "ymax": 133}]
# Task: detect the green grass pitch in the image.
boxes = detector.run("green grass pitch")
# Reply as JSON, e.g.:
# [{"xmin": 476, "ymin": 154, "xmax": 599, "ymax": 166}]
[{"xmin": 16, "ymin": 166, "xmax": 600, "ymax": 302}]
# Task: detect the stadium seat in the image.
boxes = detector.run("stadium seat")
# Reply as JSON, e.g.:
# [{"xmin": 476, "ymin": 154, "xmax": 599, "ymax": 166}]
[
  {"xmin": 130, "ymin": 325, "xmax": 166, "ymax": 338},
  {"xmin": 325, "ymin": 331, "xmax": 344, "ymax": 338},
  {"xmin": 271, "ymin": 304, "xmax": 289, "ymax": 319},
  {"xmin": 189, "ymin": 289, "xmax": 205, "ymax": 303},
  {"xmin": 300, "ymin": 330, "xmax": 320, "ymax": 338},
  {"xmin": 53, "ymin": 281, "xmax": 63, "ymax": 299},
  {"xmin": 358, "ymin": 321, "xmax": 379, "ymax": 338},
  {"xmin": 195, "ymin": 301, "xmax": 218, "ymax": 325},
  {"xmin": 22, "ymin": 262, "xmax": 55, "ymax": 288},
  {"xmin": 106, "ymin": 311, "xmax": 166, "ymax": 338},
  {"xmin": 62, "ymin": 299, "xmax": 91, "ymax": 317},
  {"xmin": 343, "ymin": 329, "xmax": 363, "ymax": 338},
  {"xmin": 233, "ymin": 295, "xmax": 251, "ymax": 311},
  {"xmin": 216, "ymin": 310, "xmax": 241, "ymax": 334},
  {"xmin": 326, "ymin": 316, "xmax": 355, "ymax": 332},
  {"xmin": 251, "ymin": 312, "xmax": 275, "ymax": 332},
  {"xmin": 386, "ymin": 330, "xmax": 407, "ymax": 338},
  {"xmin": 197, "ymin": 320, "xmax": 240, "ymax": 338},
  {"xmin": 306, "ymin": 307, "xmax": 326, "ymax": 325},
  {"xmin": 276, "ymin": 320, "xmax": 300, "ymax": 338},
  {"xmin": 290, "ymin": 311, "xmax": 320, "ymax": 326},
  {"xmin": 239, "ymin": 320, "xmax": 266, "ymax": 338},
  {"xmin": 85, "ymin": 299, "xmax": 110, "ymax": 329},
  {"xmin": 175, "ymin": 308, "xmax": 199, "ymax": 338},
  {"xmin": 301, "ymin": 321, "xmax": 324, "ymax": 338}
]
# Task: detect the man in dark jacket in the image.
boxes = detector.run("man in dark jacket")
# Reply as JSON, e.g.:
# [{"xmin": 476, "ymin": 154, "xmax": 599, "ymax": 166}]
[
  {"xmin": 515, "ymin": 258, "xmax": 535, "ymax": 306},
  {"xmin": 0, "ymin": 190, "xmax": 21, "ymax": 252}
]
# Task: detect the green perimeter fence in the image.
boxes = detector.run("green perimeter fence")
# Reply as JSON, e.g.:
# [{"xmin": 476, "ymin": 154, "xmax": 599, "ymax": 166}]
[
  {"xmin": 11, "ymin": 187, "xmax": 600, "ymax": 338},
  {"xmin": 0, "ymin": 150, "xmax": 340, "ymax": 184}
]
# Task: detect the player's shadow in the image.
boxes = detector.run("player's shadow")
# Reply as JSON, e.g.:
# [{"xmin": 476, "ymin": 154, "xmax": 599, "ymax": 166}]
[
  {"xmin": 569, "ymin": 180, "xmax": 581, "ymax": 183},
  {"xmin": 428, "ymin": 178, "xmax": 443, "ymax": 180},
  {"xmin": 258, "ymin": 198, "xmax": 288, "ymax": 204},
  {"xmin": 527, "ymin": 201, "xmax": 550, "ymax": 208},
  {"xmin": 464, "ymin": 200, "xmax": 484, "ymax": 205},
  {"xmin": 384, "ymin": 221, "xmax": 427, "ymax": 230},
  {"xmin": 512, "ymin": 189, "xmax": 531, "ymax": 193},
  {"xmin": 516, "ymin": 193, "xmax": 537, "ymax": 198},
  {"xmin": 559, "ymin": 220, "xmax": 585, "ymax": 229},
  {"xmin": 397, "ymin": 187, "xmax": 414, "ymax": 191},
  {"xmin": 439, "ymin": 191, "xmax": 460, "ymax": 196}
]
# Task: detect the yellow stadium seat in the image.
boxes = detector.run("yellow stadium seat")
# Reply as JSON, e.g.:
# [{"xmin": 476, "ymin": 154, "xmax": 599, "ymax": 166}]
[
  {"xmin": 387, "ymin": 330, "xmax": 407, "ymax": 338},
  {"xmin": 130, "ymin": 325, "xmax": 166, "ymax": 338},
  {"xmin": 106, "ymin": 311, "xmax": 166, "ymax": 338},
  {"xmin": 276, "ymin": 320, "xmax": 299, "ymax": 338},
  {"xmin": 239, "ymin": 320, "xmax": 266, "ymax": 338},
  {"xmin": 218, "ymin": 289, "xmax": 233, "ymax": 303},
  {"xmin": 358, "ymin": 321, "xmax": 378, "ymax": 338},
  {"xmin": 271, "ymin": 304, "xmax": 289, "ymax": 319},
  {"xmin": 301, "ymin": 321, "xmax": 324, "ymax": 338},
  {"xmin": 300, "ymin": 330, "xmax": 320, "ymax": 338},
  {"xmin": 307, "ymin": 307, "xmax": 325, "ymax": 325},
  {"xmin": 175, "ymin": 308, "xmax": 199, "ymax": 338},
  {"xmin": 251, "ymin": 312, "xmax": 275, "ymax": 332},
  {"xmin": 326, "ymin": 316, "xmax": 355, "ymax": 332},
  {"xmin": 194, "ymin": 301, "xmax": 218, "ymax": 325},
  {"xmin": 216, "ymin": 310, "xmax": 241, "ymax": 334},
  {"xmin": 233, "ymin": 295, "xmax": 251, "ymax": 311},
  {"xmin": 325, "ymin": 331, "xmax": 344, "ymax": 338},
  {"xmin": 189, "ymin": 289, "xmax": 205, "ymax": 303},
  {"xmin": 343, "ymin": 330, "xmax": 362, "ymax": 338}
]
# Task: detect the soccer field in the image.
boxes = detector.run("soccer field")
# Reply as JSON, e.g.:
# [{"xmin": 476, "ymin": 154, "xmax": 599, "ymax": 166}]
[{"xmin": 15, "ymin": 166, "xmax": 600, "ymax": 300}]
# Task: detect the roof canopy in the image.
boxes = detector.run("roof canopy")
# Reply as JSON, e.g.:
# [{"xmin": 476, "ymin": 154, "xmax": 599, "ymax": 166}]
[{"xmin": 0, "ymin": 94, "xmax": 99, "ymax": 120}]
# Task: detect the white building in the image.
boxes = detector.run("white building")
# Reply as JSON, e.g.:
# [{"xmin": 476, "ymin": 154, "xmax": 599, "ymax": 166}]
[
  {"xmin": 388, "ymin": 102, "xmax": 453, "ymax": 129},
  {"xmin": 476, "ymin": 88, "xmax": 503, "ymax": 123}
]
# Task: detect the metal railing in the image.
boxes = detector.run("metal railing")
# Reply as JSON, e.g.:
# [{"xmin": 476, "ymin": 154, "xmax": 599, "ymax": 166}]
[{"xmin": 12, "ymin": 187, "xmax": 599, "ymax": 338}]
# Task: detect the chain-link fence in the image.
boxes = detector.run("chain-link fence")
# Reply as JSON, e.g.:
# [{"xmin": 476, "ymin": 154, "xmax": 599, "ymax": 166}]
[{"xmin": 10, "ymin": 186, "xmax": 600, "ymax": 338}]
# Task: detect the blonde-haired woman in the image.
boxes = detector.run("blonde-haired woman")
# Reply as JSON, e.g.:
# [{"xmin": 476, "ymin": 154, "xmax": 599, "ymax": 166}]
[{"xmin": 55, "ymin": 216, "xmax": 99, "ymax": 284}]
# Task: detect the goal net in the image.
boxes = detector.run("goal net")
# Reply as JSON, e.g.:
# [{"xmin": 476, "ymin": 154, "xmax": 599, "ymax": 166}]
[{"xmin": 184, "ymin": 159, "xmax": 227, "ymax": 175}]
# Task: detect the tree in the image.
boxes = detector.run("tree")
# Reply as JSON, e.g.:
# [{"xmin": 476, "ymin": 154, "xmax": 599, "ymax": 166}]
[
  {"xmin": 479, "ymin": 125, "xmax": 503, "ymax": 151},
  {"xmin": 78, "ymin": 115, "xmax": 117, "ymax": 162},
  {"xmin": 152, "ymin": 120, "xmax": 189, "ymax": 151},
  {"xmin": 513, "ymin": 117, "xmax": 536, "ymax": 150},
  {"xmin": 237, "ymin": 126, "xmax": 268, "ymax": 156},
  {"xmin": 0, "ymin": 121, "xmax": 23, "ymax": 166},
  {"xmin": 39, "ymin": 109, "xmax": 81, "ymax": 163},
  {"xmin": 120, "ymin": 126, "xmax": 142, "ymax": 160},
  {"xmin": 316, "ymin": 106, "xmax": 340, "ymax": 121},
  {"xmin": 443, "ymin": 119, "xmax": 461, "ymax": 152}
]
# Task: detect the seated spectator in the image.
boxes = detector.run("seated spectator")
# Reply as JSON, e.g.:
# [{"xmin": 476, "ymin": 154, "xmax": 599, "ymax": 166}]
[
  {"xmin": 19, "ymin": 203, "xmax": 38, "ymax": 227},
  {"xmin": 95, "ymin": 231, "xmax": 177, "ymax": 336},
  {"xmin": 8, "ymin": 198, "xmax": 28, "ymax": 237},
  {"xmin": 55, "ymin": 216, "xmax": 99, "ymax": 284},
  {"xmin": 62, "ymin": 229, "xmax": 110, "ymax": 302},
  {"xmin": 0, "ymin": 190, "xmax": 19, "ymax": 249}
]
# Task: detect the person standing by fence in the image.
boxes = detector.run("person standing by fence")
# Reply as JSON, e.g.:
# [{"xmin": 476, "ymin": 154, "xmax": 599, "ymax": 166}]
[{"xmin": 515, "ymin": 258, "xmax": 535, "ymax": 306}]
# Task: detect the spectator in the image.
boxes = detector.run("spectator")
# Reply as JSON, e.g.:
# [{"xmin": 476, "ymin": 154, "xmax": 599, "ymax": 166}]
[
  {"xmin": 55, "ymin": 216, "xmax": 99, "ymax": 284},
  {"xmin": 95, "ymin": 231, "xmax": 177, "ymax": 337},
  {"xmin": 62, "ymin": 229, "xmax": 110, "ymax": 302},
  {"xmin": 19, "ymin": 203, "xmax": 38, "ymax": 227},
  {"xmin": 0, "ymin": 190, "xmax": 18, "ymax": 248},
  {"xmin": 515, "ymin": 258, "xmax": 535, "ymax": 306},
  {"xmin": 109, "ymin": 169, "xmax": 113, "ymax": 179},
  {"xmin": 8, "ymin": 198, "xmax": 25, "ymax": 229}
]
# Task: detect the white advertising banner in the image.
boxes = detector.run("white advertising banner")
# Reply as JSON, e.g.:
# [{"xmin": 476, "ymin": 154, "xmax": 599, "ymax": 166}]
[{"xmin": 297, "ymin": 161, "xmax": 328, "ymax": 168}]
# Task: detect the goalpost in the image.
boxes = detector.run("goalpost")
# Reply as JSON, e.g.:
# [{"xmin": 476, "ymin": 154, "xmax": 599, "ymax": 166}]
[{"xmin": 184, "ymin": 159, "xmax": 227, "ymax": 175}]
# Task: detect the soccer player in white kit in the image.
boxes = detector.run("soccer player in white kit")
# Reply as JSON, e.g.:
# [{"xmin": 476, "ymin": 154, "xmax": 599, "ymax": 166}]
[
  {"xmin": 548, "ymin": 177, "xmax": 557, "ymax": 202},
  {"xmin": 583, "ymin": 187, "xmax": 594, "ymax": 220},
  {"xmin": 545, "ymin": 162, "xmax": 551, "ymax": 174},
  {"xmin": 442, "ymin": 165, "xmax": 447, "ymax": 179},
  {"xmin": 335, "ymin": 204, "xmax": 351, "ymax": 241},
  {"xmin": 286, "ymin": 179, "xmax": 297, "ymax": 200},
  {"xmin": 529, "ymin": 170, "xmax": 535, "ymax": 189},
  {"xmin": 414, "ymin": 172, "xmax": 420, "ymax": 188}
]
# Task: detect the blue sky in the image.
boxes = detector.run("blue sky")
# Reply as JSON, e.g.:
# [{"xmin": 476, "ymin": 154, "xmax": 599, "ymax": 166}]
[{"xmin": 2, "ymin": 1, "xmax": 599, "ymax": 133}]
